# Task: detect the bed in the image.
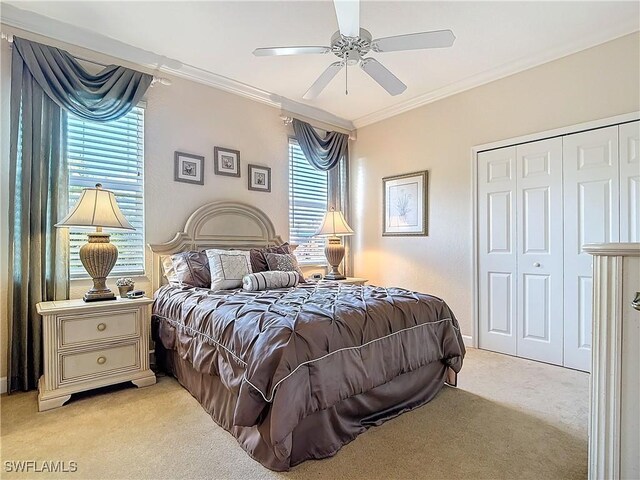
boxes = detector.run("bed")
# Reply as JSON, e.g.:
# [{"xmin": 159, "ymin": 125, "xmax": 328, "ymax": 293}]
[{"xmin": 149, "ymin": 201, "xmax": 465, "ymax": 471}]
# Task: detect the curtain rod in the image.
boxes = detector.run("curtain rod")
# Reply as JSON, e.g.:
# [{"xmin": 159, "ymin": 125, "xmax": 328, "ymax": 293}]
[
  {"xmin": 280, "ymin": 115, "xmax": 357, "ymax": 140},
  {"xmin": 0, "ymin": 31, "xmax": 171, "ymax": 87}
]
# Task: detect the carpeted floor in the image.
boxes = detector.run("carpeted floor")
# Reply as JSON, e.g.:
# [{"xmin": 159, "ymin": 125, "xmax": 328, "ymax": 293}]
[{"xmin": 0, "ymin": 348, "xmax": 589, "ymax": 480}]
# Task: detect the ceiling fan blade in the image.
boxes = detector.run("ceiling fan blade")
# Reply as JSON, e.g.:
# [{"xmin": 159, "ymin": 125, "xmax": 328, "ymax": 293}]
[
  {"xmin": 333, "ymin": 0, "xmax": 360, "ymax": 38},
  {"xmin": 360, "ymin": 58, "xmax": 407, "ymax": 96},
  {"xmin": 373, "ymin": 30, "xmax": 456, "ymax": 53},
  {"xmin": 303, "ymin": 62, "xmax": 343, "ymax": 100},
  {"xmin": 253, "ymin": 46, "xmax": 331, "ymax": 57}
]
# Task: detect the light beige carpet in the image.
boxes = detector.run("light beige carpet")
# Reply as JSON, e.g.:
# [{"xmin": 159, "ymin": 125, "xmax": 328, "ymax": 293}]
[{"xmin": 0, "ymin": 348, "xmax": 588, "ymax": 480}]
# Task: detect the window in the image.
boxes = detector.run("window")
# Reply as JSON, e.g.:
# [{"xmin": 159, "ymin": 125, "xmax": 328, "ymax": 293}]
[
  {"xmin": 67, "ymin": 106, "xmax": 145, "ymax": 278},
  {"xmin": 288, "ymin": 138, "xmax": 328, "ymax": 265}
]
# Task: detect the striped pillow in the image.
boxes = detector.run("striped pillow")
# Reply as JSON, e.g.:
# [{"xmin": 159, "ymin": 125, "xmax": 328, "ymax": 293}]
[{"xmin": 242, "ymin": 271, "xmax": 298, "ymax": 291}]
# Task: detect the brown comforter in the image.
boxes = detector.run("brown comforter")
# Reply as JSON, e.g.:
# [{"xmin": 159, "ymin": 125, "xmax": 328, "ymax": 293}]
[{"xmin": 153, "ymin": 282, "xmax": 465, "ymax": 466}]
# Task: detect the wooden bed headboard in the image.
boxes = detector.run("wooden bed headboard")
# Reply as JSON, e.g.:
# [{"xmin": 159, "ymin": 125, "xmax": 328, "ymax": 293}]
[{"xmin": 148, "ymin": 201, "xmax": 284, "ymax": 293}]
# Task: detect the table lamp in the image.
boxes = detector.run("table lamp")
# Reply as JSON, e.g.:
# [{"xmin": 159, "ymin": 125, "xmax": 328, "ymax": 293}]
[
  {"xmin": 56, "ymin": 183, "xmax": 135, "ymax": 302},
  {"xmin": 314, "ymin": 208, "xmax": 354, "ymax": 280}
]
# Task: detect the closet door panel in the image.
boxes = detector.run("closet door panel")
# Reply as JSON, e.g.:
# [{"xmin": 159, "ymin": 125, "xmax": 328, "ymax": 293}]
[
  {"xmin": 478, "ymin": 147, "xmax": 517, "ymax": 355},
  {"xmin": 563, "ymin": 126, "xmax": 619, "ymax": 371},
  {"xmin": 516, "ymin": 138, "xmax": 564, "ymax": 365},
  {"xmin": 620, "ymin": 121, "xmax": 640, "ymax": 242}
]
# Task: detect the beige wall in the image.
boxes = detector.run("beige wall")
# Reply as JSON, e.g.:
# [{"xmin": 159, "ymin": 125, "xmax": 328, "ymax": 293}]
[
  {"xmin": 351, "ymin": 32, "xmax": 640, "ymax": 339},
  {"xmin": 0, "ymin": 26, "xmax": 301, "ymax": 382},
  {"xmin": 67, "ymin": 70, "xmax": 298, "ymax": 300}
]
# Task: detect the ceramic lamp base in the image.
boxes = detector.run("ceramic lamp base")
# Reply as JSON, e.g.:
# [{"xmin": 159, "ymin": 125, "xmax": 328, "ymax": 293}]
[
  {"xmin": 83, "ymin": 292, "xmax": 116, "ymax": 302},
  {"xmin": 324, "ymin": 272, "xmax": 347, "ymax": 281},
  {"xmin": 80, "ymin": 232, "xmax": 118, "ymax": 302},
  {"xmin": 323, "ymin": 236, "xmax": 346, "ymax": 280}
]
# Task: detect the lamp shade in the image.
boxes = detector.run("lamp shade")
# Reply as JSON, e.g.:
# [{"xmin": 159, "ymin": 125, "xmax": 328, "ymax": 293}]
[
  {"xmin": 315, "ymin": 209, "xmax": 354, "ymax": 237},
  {"xmin": 55, "ymin": 183, "xmax": 134, "ymax": 230}
]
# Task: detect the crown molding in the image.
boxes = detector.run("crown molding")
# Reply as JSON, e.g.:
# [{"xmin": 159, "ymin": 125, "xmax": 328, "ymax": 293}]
[
  {"xmin": 160, "ymin": 63, "xmax": 355, "ymax": 131},
  {"xmin": 353, "ymin": 25, "xmax": 640, "ymax": 129},
  {"xmin": 0, "ymin": 4, "xmax": 355, "ymax": 132}
]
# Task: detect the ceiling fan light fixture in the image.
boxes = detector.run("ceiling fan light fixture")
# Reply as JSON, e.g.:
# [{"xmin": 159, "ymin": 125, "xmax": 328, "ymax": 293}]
[
  {"xmin": 330, "ymin": 28, "xmax": 373, "ymax": 58},
  {"xmin": 345, "ymin": 49, "xmax": 360, "ymax": 66}
]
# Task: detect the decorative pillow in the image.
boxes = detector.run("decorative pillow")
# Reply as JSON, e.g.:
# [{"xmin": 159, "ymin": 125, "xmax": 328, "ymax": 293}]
[
  {"xmin": 264, "ymin": 252, "xmax": 305, "ymax": 283},
  {"xmin": 205, "ymin": 249, "xmax": 253, "ymax": 291},
  {"xmin": 170, "ymin": 251, "xmax": 210, "ymax": 288},
  {"xmin": 242, "ymin": 271, "xmax": 298, "ymax": 292},
  {"xmin": 161, "ymin": 255, "xmax": 179, "ymax": 285},
  {"xmin": 250, "ymin": 243, "xmax": 291, "ymax": 273}
]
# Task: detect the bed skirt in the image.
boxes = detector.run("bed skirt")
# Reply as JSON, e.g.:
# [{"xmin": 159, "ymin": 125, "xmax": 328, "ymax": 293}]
[{"xmin": 157, "ymin": 342, "xmax": 451, "ymax": 471}]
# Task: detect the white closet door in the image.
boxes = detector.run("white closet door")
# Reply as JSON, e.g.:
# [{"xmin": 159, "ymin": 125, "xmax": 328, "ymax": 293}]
[
  {"xmin": 478, "ymin": 147, "xmax": 517, "ymax": 355},
  {"xmin": 563, "ymin": 126, "xmax": 619, "ymax": 371},
  {"xmin": 620, "ymin": 121, "xmax": 640, "ymax": 242},
  {"xmin": 515, "ymin": 138, "xmax": 564, "ymax": 365}
]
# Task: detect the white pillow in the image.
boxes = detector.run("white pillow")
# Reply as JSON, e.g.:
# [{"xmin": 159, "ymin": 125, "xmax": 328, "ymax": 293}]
[
  {"xmin": 205, "ymin": 249, "xmax": 252, "ymax": 291},
  {"xmin": 161, "ymin": 255, "xmax": 179, "ymax": 285}
]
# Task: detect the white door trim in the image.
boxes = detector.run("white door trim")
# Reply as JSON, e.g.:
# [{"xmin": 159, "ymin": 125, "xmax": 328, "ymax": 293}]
[{"xmin": 471, "ymin": 111, "xmax": 640, "ymax": 352}]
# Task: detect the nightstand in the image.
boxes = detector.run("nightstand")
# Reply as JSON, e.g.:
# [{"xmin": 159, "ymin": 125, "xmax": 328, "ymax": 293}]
[
  {"xmin": 336, "ymin": 277, "xmax": 368, "ymax": 286},
  {"xmin": 36, "ymin": 297, "xmax": 156, "ymax": 411}
]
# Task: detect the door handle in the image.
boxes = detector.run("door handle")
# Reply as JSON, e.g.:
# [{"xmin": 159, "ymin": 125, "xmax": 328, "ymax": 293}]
[
  {"xmin": 632, "ymin": 292, "xmax": 640, "ymax": 312},
  {"xmin": 533, "ymin": 262, "xmax": 541, "ymax": 267}
]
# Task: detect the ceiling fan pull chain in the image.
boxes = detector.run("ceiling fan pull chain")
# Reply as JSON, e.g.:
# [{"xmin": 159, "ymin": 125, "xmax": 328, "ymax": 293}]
[{"xmin": 345, "ymin": 64, "xmax": 349, "ymax": 95}]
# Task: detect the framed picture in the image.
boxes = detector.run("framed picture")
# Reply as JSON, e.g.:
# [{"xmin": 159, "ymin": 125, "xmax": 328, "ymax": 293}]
[
  {"xmin": 174, "ymin": 151, "xmax": 204, "ymax": 185},
  {"xmin": 214, "ymin": 147, "xmax": 241, "ymax": 177},
  {"xmin": 248, "ymin": 164, "xmax": 271, "ymax": 192},
  {"xmin": 382, "ymin": 170, "xmax": 428, "ymax": 236}
]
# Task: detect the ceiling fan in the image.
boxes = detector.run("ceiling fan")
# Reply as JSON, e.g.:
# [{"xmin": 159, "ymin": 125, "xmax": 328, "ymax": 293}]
[{"xmin": 253, "ymin": 0, "xmax": 455, "ymax": 99}]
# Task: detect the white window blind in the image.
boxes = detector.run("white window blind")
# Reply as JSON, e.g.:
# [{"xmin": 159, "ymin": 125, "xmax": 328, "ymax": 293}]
[
  {"xmin": 288, "ymin": 138, "xmax": 328, "ymax": 265},
  {"xmin": 67, "ymin": 106, "xmax": 145, "ymax": 278}
]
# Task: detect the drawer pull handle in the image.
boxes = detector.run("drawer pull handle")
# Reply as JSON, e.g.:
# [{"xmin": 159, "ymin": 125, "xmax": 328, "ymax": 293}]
[
  {"xmin": 96, "ymin": 356, "xmax": 107, "ymax": 365},
  {"xmin": 96, "ymin": 323, "xmax": 107, "ymax": 332}
]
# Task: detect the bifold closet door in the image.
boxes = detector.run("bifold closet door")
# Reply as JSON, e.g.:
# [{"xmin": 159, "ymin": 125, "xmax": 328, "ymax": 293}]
[
  {"xmin": 478, "ymin": 147, "xmax": 517, "ymax": 355},
  {"xmin": 478, "ymin": 140, "xmax": 563, "ymax": 363},
  {"xmin": 515, "ymin": 138, "xmax": 564, "ymax": 365},
  {"xmin": 563, "ymin": 126, "xmax": 619, "ymax": 372},
  {"xmin": 620, "ymin": 121, "xmax": 640, "ymax": 242}
]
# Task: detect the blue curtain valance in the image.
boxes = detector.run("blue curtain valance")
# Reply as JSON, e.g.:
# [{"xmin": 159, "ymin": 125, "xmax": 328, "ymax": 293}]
[
  {"xmin": 13, "ymin": 36, "xmax": 152, "ymax": 122},
  {"xmin": 292, "ymin": 118, "xmax": 348, "ymax": 171}
]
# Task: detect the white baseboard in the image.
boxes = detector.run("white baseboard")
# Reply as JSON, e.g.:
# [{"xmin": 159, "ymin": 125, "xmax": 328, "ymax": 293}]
[
  {"xmin": 0, "ymin": 377, "xmax": 7, "ymax": 394},
  {"xmin": 462, "ymin": 335, "xmax": 474, "ymax": 348}
]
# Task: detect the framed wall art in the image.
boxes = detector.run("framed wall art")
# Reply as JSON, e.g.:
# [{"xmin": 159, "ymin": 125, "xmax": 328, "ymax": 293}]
[
  {"xmin": 382, "ymin": 170, "xmax": 428, "ymax": 236},
  {"xmin": 214, "ymin": 146, "xmax": 241, "ymax": 177},
  {"xmin": 174, "ymin": 151, "xmax": 205, "ymax": 185},
  {"xmin": 247, "ymin": 164, "xmax": 271, "ymax": 192}
]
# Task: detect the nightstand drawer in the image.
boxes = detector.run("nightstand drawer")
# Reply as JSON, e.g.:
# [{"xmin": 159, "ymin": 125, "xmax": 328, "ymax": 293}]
[
  {"xmin": 60, "ymin": 343, "xmax": 140, "ymax": 382},
  {"xmin": 60, "ymin": 310, "xmax": 139, "ymax": 348}
]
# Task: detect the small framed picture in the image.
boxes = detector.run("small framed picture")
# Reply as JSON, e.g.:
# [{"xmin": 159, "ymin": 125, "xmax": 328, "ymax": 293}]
[
  {"xmin": 382, "ymin": 170, "xmax": 428, "ymax": 236},
  {"xmin": 248, "ymin": 164, "xmax": 271, "ymax": 192},
  {"xmin": 214, "ymin": 147, "xmax": 241, "ymax": 177},
  {"xmin": 174, "ymin": 151, "xmax": 204, "ymax": 185}
]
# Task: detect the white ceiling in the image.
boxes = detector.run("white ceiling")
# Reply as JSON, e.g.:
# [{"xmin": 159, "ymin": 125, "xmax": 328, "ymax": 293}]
[{"xmin": 2, "ymin": 1, "xmax": 639, "ymax": 128}]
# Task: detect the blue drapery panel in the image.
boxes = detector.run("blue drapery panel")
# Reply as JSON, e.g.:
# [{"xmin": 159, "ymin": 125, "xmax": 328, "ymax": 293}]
[
  {"xmin": 7, "ymin": 37, "xmax": 152, "ymax": 392},
  {"xmin": 292, "ymin": 118, "xmax": 348, "ymax": 171}
]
